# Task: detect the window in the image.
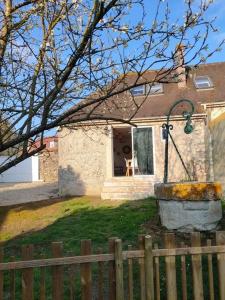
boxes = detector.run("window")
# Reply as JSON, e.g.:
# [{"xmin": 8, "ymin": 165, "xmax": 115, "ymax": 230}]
[
  {"xmin": 132, "ymin": 127, "xmax": 154, "ymax": 175},
  {"xmin": 49, "ymin": 141, "xmax": 55, "ymax": 148},
  {"xmin": 194, "ymin": 76, "xmax": 213, "ymax": 89},
  {"xmin": 147, "ymin": 83, "xmax": 163, "ymax": 94},
  {"xmin": 130, "ymin": 85, "xmax": 145, "ymax": 96}
]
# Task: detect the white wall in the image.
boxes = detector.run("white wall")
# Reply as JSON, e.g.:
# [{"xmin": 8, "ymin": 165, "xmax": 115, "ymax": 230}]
[{"xmin": 0, "ymin": 156, "xmax": 39, "ymax": 182}]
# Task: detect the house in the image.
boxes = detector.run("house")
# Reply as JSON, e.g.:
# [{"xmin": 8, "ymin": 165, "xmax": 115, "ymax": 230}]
[
  {"xmin": 58, "ymin": 61, "xmax": 225, "ymax": 200},
  {"xmin": 0, "ymin": 120, "xmax": 40, "ymax": 183},
  {"xmin": 0, "ymin": 136, "xmax": 58, "ymax": 183},
  {"xmin": 34, "ymin": 136, "xmax": 58, "ymax": 182}
]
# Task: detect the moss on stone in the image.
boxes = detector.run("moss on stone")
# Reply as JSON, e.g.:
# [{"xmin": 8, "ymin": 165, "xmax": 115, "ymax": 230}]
[{"xmin": 154, "ymin": 182, "xmax": 222, "ymax": 201}]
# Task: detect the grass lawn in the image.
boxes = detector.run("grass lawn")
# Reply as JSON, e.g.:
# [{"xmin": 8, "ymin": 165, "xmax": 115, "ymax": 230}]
[
  {"xmin": 0, "ymin": 197, "xmax": 158, "ymax": 299},
  {"xmin": 0, "ymin": 197, "xmax": 157, "ymax": 249},
  {"xmin": 0, "ymin": 196, "xmax": 224, "ymax": 299}
]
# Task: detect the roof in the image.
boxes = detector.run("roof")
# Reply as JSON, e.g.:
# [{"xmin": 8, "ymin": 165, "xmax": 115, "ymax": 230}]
[
  {"xmin": 134, "ymin": 62, "xmax": 225, "ymax": 118},
  {"xmin": 68, "ymin": 61, "xmax": 225, "ymax": 122}
]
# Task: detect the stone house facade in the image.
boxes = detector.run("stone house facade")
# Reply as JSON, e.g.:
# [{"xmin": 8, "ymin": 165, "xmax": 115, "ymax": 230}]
[
  {"xmin": 37, "ymin": 136, "xmax": 58, "ymax": 182},
  {"xmin": 58, "ymin": 62, "xmax": 225, "ymax": 199}
]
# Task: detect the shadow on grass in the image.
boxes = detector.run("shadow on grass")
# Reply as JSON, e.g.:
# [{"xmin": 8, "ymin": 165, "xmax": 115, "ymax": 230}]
[
  {"xmin": 1, "ymin": 198, "xmax": 224, "ymax": 300},
  {"xmin": 3, "ymin": 198, "xmax": 157, "ymax": 253}
]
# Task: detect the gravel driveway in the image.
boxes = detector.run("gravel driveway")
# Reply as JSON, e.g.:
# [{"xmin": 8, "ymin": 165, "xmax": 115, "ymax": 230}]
[{"xmin": 0, "ymin": 182, "xmax": 59, "ymax": 206}]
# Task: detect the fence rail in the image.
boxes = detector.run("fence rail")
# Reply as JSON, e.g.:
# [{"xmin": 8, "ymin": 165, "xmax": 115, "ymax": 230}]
[{"xmin": 0, "ymin": 231, "xmax": 225, "ymax": 299}]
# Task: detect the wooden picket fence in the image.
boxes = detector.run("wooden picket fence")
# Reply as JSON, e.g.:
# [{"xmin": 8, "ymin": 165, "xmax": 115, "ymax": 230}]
[{"xmin": 0, "ymin": 231, "xmax": 225, "ymax": 299}]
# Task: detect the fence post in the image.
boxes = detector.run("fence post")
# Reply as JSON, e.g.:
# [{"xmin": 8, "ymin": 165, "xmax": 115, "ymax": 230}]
[
  {"xmin": 139, "ymin": 234, "xmax": 146, "ymax": 300},
  {"xmin": 97, "ymin": 247, "xmax": 104, "ymax": 300},
  {"xmin": 216, "ymin": 231, "xmax": 225, "ymax": 300},
  {"xmin": 144, "ymin": 235, "xmax": 154, "ymax": 300},
  {"xmin": 40, "ymin": 254, "xmax": 46, "ymax": 300},
  {"xmin": 109, "ymin": 237, "xmax": 117, "ymax": 300},
  {"xmin": 127, "ymin": 245, "xmax": 134, "ymax": 300},
  {"xmin": 52, "ymin": 242, "xmax": 63, "ymax": 300},
  {"xmin": 154, "ymin": 244, "xmax": 160, "ymax": 300},
  {"xmin": 180, "ymin": 242, "xmax": 187, "ymax": 300},
  {"xmin": 115, "ymin": 239, "xmax": 124, "ymax": 300},
  {"xmin": 10, "ymin": 256, "xmax": 16, "ymax": 300},
  {"xmin": 80, "ymin": 239, "xmax": 92, "ymax": 300},
  {"xmin": 191, "ymin": 232, "xmax": 204, "ymax": 300},
  {"xmin": 207, "ymin": 239, "xmax": 214, "ymax": 300},
  {"xmin": 164, "ymin": 233, "xmax": 177, "ymax": 300},
  {"xmin": 22, "ymin": 244, "xmax": 34, "ymax": 300}
]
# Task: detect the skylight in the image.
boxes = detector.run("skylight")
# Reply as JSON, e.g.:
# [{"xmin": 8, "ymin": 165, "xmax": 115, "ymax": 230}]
[
  {"xmin": 130, "ymin": 85, "xmax": 145, "ymax": 96},
  {"xmin": 148, "ymin": 83, "xmax": 163, "ymax": 94},
  {"xmin": 194, "ymin": 76, "xmax": 213, "ymax": 89}
]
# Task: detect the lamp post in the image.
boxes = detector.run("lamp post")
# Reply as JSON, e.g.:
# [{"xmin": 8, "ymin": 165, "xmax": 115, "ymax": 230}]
[{"xmin": 162, "ymin": 99, "xmax": 195, "ymax": 183}]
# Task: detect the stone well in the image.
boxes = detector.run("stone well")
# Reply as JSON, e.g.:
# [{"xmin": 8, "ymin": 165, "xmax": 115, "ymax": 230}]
[{"xmin": 154, "ymin": 182, "xmax": 223, "ymax": 232}]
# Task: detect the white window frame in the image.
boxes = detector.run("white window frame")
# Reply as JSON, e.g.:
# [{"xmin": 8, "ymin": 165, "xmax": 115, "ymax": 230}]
[
  {"xmin": 130, "ymin": 85, "xmax": 145, "ymax": 96},
  {"xmin": 49, "ymin": 141, "xmax": 55, "ymax": 148},
  {"xmin": 131, "ymin": 126, "xmax": 156, "ymax": 177},
  {"xmin": 194, "ymin": 76, "xmax": 213, "ymax": 89},
  {"xmin": 147, "ymin": 83, "xmax": 163, "ymax": 95}
]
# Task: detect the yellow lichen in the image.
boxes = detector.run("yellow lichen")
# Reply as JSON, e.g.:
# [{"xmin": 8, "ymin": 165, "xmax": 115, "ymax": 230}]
[{"xmin": 155, "ymin": 182, "xmax": 222, "ymax": 201}]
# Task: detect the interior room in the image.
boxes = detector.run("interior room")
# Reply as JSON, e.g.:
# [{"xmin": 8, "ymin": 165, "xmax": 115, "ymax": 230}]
[{"xmin": 113, "ymin": 127, "xmax": 132, "ymax": 176}]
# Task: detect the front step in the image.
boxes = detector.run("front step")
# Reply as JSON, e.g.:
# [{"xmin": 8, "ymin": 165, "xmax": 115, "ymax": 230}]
[{"xmin": 101, "ymin": 177, "xmax": 155, "ymax": 200}]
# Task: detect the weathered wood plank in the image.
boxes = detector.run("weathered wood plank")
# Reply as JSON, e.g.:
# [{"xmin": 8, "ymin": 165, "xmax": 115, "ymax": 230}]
[
  {"xmin": 207, "ymin": 240, "xmax": 214, "ymax": 300},
  {"xmin": 154, "ymin": 244, "xmax": 160, "ymax": 300},
  {"xmin": 52, "ymin": 242, "xmax": 63, "ymax": 300},
  {"xmin": 69, "ymin": 264, "xmax": 76, "ymax": 300},
  {"xmin": 80, "ymin": 240, "xmax": 92, "ymax": 300},
  {"xmin": 1, "ymin": 246, "xmax": 225, "ymax": 271},
  {"xmin": 144, "ymin": 236, "xmax": 154, "ymax": 300},
  {"xmin": 115, "ymin": 239, "xmax": 124, "ymax": 300},
  {"xmin": 180, "ymin": 242, "xmax": 187, "ymax": 300},
  {"xmin": 97, "ymin": 248, "xmax": 104, "ymax": 300},
  {"xmin": 9, "ymin": 256, "xmax": 15, "ymax": 300},
  {"xmin": 40, "ymin": 266, "xmax": 46, "ymax": 300},
  {"xmin": 109, "ymin": 237, "xmax": 117, "ymax": 300},
  {"xmin": 127, "ymin": 245, "xmax": 133, "ymax": 300},
  {"xmin": 164, "ymin": 233, "xmax": 177, "ymax": 300},
  {"xmin": 191, "ymin": 232, "xmax": 204, "ymax": 300},
  {"xmin": 216, "ymin": 231, "xmax": 225, "ymax": 300},
  {"xmin": 22, "ymin": 245, "xmax": 34, "ymax": 300},
  {"xmin": 139, "ymin": 234, "xmax": 146, "ymax": 300}
]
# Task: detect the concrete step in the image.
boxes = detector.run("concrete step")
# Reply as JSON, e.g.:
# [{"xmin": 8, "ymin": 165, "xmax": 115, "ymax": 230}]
[
  {"xmin": 103, "ymin": 179, "xmax": 154, "ymax": 187},
  {"xmin": 101, "ymin": 186, "xmax": 152, "ymax": 193},
  {"xmin": 101, "ymin": 177, "xmax": 155, "ymax": 200},
  {"xmin": 101, "ymin": 192, "xmax": 152, "ymax": 200}
]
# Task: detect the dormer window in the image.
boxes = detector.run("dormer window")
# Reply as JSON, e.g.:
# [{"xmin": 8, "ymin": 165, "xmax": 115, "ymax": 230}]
[
  {"xmin": 147, "ymin": 83, "xmax": 163, "ymax": 94},
  {"xmin": 194, "ymin": 76, "xmax": 213, "ymax": 89},
  {"xmin": 130, "ymin": 85, "xmax": 145, "ymax": 96}
]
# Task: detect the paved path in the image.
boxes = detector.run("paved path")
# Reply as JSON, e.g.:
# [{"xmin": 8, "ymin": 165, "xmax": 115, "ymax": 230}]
[{"xmin": 0, "ymin": 182, "xmax": 59, "ymax": 206}]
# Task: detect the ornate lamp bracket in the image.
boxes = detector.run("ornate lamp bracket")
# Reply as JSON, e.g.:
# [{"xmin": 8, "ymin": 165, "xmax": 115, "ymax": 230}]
[{"xmin": 162, "ymin": 99, "xmax": 195, "ymax": 183}]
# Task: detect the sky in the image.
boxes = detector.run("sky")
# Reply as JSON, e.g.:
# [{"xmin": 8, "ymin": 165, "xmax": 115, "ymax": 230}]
[
  {"xmin": 47, "ymin": 0, "xmax": 225, "ymax": 137},
  {"xmin": 134, "ymin": 0, "xmax": 225, "ymax": 63}
]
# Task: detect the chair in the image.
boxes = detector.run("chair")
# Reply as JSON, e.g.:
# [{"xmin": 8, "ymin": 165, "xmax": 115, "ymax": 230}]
[
  {"xmin": 124, "ymin": 158, "xmax": 132, "ymax": 176},
  {"xmin": 125, "ymin": 157, "xmax": 140, "ymax": 176}
]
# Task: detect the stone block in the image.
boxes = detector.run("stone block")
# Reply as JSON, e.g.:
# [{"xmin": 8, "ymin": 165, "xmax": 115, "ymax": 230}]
[
  {"xmin": 154, "ymin": 182, "xmax": 222, "ymax": 201},
  {"xmin": 155, "ymin": 181, "xmax": 223, "ymax": 232},
  {"xmin": 159, "ymin": 199, "xmax": 222, "ymax": 232}
]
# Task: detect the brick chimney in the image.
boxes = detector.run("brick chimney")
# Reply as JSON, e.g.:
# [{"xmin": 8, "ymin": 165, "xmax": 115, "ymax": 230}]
[{"xmin": 174, "ymin": 44, "xmax": 186, "ymax": 88}]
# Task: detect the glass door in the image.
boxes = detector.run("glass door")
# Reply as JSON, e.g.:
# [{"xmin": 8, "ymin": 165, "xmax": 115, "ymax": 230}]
[{"xmin": 132, "ymin": 127, "xmax": 154, "ymax": 175}]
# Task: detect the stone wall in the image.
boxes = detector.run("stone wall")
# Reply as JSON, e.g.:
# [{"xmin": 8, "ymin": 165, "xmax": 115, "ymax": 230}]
[
  {"xmin": 151, "ymin": 118, "xmax": 207, "ymax": 183},
  {"xmin": 58, "ymin": 118, "xmax": 208, "ymax": 197},
  {"xmin": 58, "ymin": 126, "xmax": 108, "ymax": 196},
  {"xmin": 208, "ymin": 107, "xmax": 225, "ymax": 191},
  {"xmin": 39, "ymin": 151, "xmax": 58, "ymax": 182}
]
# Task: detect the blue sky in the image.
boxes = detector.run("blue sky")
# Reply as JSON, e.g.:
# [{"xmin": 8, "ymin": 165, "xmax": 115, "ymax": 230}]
[{"xmin": 131, "ymin": 0, "xmax": 225, "ymax": 63}]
